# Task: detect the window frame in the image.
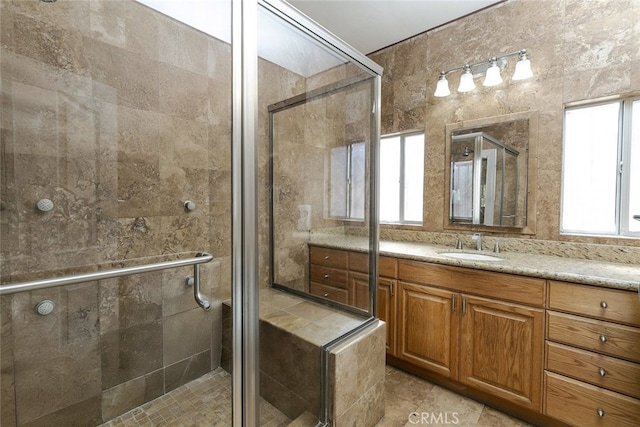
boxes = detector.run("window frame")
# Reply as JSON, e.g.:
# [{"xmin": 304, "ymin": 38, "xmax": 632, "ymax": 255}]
[
  {"xmin": 328, "ymin": 140, "xmax": 365, "ymax": 221},
  {"xmin": 379, "ymin": 130, "xmax": 425, "ymax": 226},
  {"xmin": 561, "ymin": 96, "xmax": 640, "ymax": 238}
]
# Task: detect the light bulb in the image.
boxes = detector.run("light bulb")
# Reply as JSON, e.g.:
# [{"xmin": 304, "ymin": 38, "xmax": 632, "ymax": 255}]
[
  {"xmin": 457, "ymin": 65, "xmax": 475, "ymax": 92},
  {"xmin": 513, "ymin": 51, "xmax": 533, "ymax": 80},
  {"xmin": 483, "ymin": 58, "xmax": 502, "ymax": 87},
  {"xmin": 434, "ymin": 72, "xmax": 451, "ymax": 97}
]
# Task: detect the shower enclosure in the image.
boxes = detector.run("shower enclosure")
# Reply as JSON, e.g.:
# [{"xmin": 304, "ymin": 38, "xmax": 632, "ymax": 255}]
[{"xmin": 0, "ymin": 0, "xmax": 381, "ymax": 426}]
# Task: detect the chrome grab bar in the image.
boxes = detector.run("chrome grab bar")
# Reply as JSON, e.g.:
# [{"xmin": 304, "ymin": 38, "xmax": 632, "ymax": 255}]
[{"xmin": 0, "ymin": 252, "xmax": 213, "ymax": 311}]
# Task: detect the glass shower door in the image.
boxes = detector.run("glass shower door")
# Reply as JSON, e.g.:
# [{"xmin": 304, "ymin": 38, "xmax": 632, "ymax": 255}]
[{"xmin": 0, "ymin": 0, "xmax": 236, "ymax": 425}]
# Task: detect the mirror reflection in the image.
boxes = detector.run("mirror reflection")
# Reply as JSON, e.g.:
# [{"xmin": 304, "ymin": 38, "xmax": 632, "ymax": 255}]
[
  {"xmin": 450, "ymin": 132, "xmax": 519, "ymax": 226},
  {"xmin": 446, "ymin": 116, "xmax": 531, "ymax": 230}
]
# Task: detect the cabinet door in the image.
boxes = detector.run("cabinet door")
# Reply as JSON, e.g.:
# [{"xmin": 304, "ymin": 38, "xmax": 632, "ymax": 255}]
[
  {"xmin": 378, "ymin": 277, "xmax": 396, "ymax": 355},
  {"xmin": 349, "ymin": 272, "xmax": 370, "ymax": 310},
  {"xmin": 459, "ymin": 295, "xmax": 544, "ymax": 411},
  {"xmin": 397, "ymin": 281, "xmax": 458, "ymax": 379}
]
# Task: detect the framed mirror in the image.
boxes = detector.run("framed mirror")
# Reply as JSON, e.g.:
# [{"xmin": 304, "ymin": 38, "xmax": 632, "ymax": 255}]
[{"xmin": 444, "ymin": 111, "xmax": 538, "ymax": 234}]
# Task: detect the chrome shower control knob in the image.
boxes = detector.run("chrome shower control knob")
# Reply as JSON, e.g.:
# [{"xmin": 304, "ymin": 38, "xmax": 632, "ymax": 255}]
[
  {"xmin": 36, "ymin": 198, "xmax": 54, "ymax": 212},
  {"xmin": 184, "ymin": 200, "xmax": 196, "ymax": 211},
  {"xmin": 35, "ymin": 300, "xmax": 55, "ymax": 315}
]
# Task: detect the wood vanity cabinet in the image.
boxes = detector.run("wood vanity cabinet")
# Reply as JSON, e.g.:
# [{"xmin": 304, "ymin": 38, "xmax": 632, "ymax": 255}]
[
  {"xmin": 308, "ymin": 246, "xmax": 394, "ymax": 308},
  {"xmin": 308, "ymin": 246, "xmax": 398, "ymax": 353},
  {"xmin": 309, "ymin": 246, "xmax": 350, "ymax": 304},
  {"xmin": 395, "ymin": 260, "xmax": 545, "ymax": 412},
  {"xmin": 377, "ymin": 256, "xmax": 398, "ymax": 356},
  {"xmin": 544, "ymin": 280, "xmax": 640, "ymax": 427}
]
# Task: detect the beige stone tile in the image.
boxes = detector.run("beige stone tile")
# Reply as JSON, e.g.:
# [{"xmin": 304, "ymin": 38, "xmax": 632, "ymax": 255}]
[
  {"xmin": 410, "ymin": 385, "xmax": 484, "ymax": 427},
  {"xmin": 384, "ymin": 367, "xmax": 435, "ymax": 407},
  {"xmin": 86, "ymin": 38, "xmax": 159, "ymax": 111},
  {"xmin": 163, "ymin": 308, "xmax": 212, "ymax": 366},
  {"xmin": 476, "ymin": 405, "xmax": 533, "ymax": 427},
  {"xmin": 261, "ymin": 309, "xmax": 312, "ymax": 332},
  {"xmin": 158, "ymin": 63, "xmax": 209, "ymax": 122}
]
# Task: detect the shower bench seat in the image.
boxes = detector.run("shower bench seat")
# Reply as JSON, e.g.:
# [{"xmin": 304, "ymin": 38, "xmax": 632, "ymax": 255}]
[{"xmin": 221, "ymin": 287, "xmax": 385, "ymax": 426}]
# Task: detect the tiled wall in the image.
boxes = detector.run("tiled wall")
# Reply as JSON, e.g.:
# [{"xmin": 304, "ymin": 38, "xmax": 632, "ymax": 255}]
[
  {"xmin": 0, "ymin": 1, "xmax": 235, "ymax": 424},
  {"xmin": 369, "ymin": 0, "xmax": 640, "ymax": 256}
]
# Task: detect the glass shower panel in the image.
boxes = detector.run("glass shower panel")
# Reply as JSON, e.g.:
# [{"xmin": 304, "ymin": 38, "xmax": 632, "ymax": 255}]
[
  {"xmin": 0, "ymin": 0, "xmax": 235, "ymax": 425},
  {"xmin": 258, "ymin": 1, "xmax": 380, "ymax": 424}
]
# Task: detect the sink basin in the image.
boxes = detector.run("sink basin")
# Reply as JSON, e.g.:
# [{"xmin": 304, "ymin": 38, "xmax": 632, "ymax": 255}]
[{"xmin": 440, "ymin": 252, "xmax": 503, "ymax": 262}]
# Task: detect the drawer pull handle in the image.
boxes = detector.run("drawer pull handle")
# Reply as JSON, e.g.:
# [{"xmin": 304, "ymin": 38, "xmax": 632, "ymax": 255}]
[
  {"xmin": 324, "ymin": 274, "xmax": 329, "ymax": 279},
  {"xmin": 600, "ymin": 335, "xmax": 607, "ymax": 343},
  {"xmin": 324, "ymin": 256, "xmax": 330, "ymax": 260},
  {"xmin": 600, "ymin": 301, "xmax": 608, "ymax": 309},
  {"xmin": 324, "ymin": 293, "xmax": 329, "ymax": 297},
  {"xmin": 598, "ymin": 367, "xmax": 607, "ymax": 377},
  {"xmin": 596, "ymin": 408, "xmax": 605, "ymax": 417}
]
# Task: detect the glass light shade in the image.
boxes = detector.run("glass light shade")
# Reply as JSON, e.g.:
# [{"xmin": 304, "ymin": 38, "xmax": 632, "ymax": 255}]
[
  {"xmin": 458, "ymin": 69, "xmax": 475, "ymax": 92},
  {"xmin": 513, "ymin": 58, "xmax": 533, "ymax": 80},
  {"xmin": 483, "ymin": 61, "xmax": 503, "ymax": 86},
  {"xmin": 434, "ymin": 75, "xmax": 451, "ymax": 97}
]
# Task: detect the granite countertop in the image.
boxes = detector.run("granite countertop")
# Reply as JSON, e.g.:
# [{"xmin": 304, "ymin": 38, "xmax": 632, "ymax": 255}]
[{"xmin": 309, "ymin": 235, "xmax": 640, "ymax": 292}]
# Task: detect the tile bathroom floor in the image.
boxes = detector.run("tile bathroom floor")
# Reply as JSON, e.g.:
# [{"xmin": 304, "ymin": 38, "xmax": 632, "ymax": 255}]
[
  {"xmin": 379, "ymin": 365, "xmax": 533, "ymax": 427},
  {"xmin": 101, "ymin": 365, "xmax": 533, "ymax": 427}
]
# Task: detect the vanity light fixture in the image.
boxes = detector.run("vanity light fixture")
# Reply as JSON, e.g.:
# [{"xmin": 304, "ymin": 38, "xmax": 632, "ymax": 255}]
[
  {"xmin": 512, "ymin": 50, "xmax": 533, "ymax": 80},
  {"xmin": 458, "ymin": 65, "xmax": 476, "ymax": 92},
  {"xmin": 433, "ymin": 49, "xmax": 532, "ymax": 97},
  {"xmin": 483, "ymin": 58, "xmax": 503, "ymax": 87},
  {"xmin": 434, "ymin": 72, "xmax": 451, "ymax": 97}
]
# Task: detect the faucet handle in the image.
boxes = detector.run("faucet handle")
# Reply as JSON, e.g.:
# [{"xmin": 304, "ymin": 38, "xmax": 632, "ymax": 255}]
[{"xmin": 472, "ymin": 233, "xmax": 482, "ymax": 251}]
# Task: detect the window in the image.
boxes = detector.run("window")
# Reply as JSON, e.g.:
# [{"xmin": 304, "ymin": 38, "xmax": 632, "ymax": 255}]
[
  {"xmin": 380, "ymin": 132, "xmax": 425, "ymax": 224},
  {"xmin": 329, "ymin": 142, "xmax": 365, "ymax": 220},
  {"xmin": 561, "ymin": 98, "xmax": 640, "ymax": 237}
]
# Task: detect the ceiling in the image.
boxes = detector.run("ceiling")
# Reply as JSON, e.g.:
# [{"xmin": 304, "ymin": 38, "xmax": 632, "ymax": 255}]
[{"xmin": 289, "ymin": 0, "xmax": 502, "ymax": 55}]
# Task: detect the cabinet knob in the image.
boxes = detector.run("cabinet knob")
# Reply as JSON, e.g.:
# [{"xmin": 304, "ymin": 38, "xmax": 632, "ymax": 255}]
[
  {"xmin": 324, "ymin": 274, "xmax": 329, "ymax": 279},
  {"xmin": 324, "ymin": 255, "xmax": 330, "ymax": 260},
  {"xmin": 600, "ymin": 301, "xmax": 608, "ymax": 309},
  {"xmin": 324, "ymin": 293, "xmax": 329, "ymax": 297},
  {"xmin": 596, "ymin": 408, "xmax": 605, "ymax": 417},
  {"xmin": 599, "ymin": 335, "xmax": 607, "ymax": 343},
  {"xmin": 598, "ymin": 367, "xmax": 607, "ymax": 377}
]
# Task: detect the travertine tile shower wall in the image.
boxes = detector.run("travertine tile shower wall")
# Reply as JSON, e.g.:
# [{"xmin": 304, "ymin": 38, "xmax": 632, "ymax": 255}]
[
  {"xmin": 0, "ymin": 1, "xmax": 238, "ymax": 425},
  {"xmin": 369, "ymin": 0, "xmax": 640, "ymax": 258}
]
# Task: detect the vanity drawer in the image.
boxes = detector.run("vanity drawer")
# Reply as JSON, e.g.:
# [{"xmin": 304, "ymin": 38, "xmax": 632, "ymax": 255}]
[
  {"xmin": 379, "ymin": 256, "xmax": 398, "ymax": 278},
  {"xmin": 544, "ymin": 371, "xmax": 640, "ymax": 427},
  {"xmin": 310, "ymin": 265, "xmax": 348, "ymax": 289},
  {"xmin": 349, "ymin": 252, "xmax": 368, "ymax": 273},
  {"xmin": 547, "ymin": 311, "xmax": 640, "ymax": 363},
  {"xmin": 348, "ymin": 253, "xmax": 397, "ymax": 277},
  {"xmin": 548, "ymin": 281, "xmax": 640, "ymax": 327},
  {"xmin": 309, "ymin": 282, "xmax": 348, "ymax": 304},
  {"xmin": 546, "ymin": 341, "xmax": 640, "ymax": 399},
  {"xmin": 309, "ymin": 246, "xmax": 348, "ymax": 270}
]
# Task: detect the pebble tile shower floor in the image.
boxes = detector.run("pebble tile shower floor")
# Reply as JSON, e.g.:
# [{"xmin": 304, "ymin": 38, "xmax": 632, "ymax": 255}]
[{"xmin": 100, "ymin": 366, "xmax": 533, "ymax": 426}]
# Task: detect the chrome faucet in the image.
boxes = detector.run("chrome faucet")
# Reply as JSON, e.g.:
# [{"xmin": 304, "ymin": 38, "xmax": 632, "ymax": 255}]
[{"xmin": 472, "ymin": 233, "xmax": 482, "ymax": 251}]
